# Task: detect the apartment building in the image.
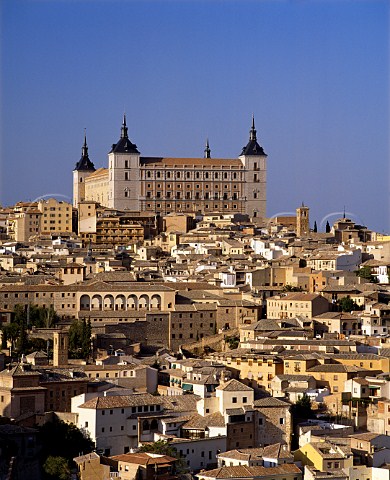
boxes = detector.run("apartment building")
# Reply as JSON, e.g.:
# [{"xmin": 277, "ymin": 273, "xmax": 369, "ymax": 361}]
[{"xmin": 267, "ymin": 293, "xmax": 330, "ymax": 319}]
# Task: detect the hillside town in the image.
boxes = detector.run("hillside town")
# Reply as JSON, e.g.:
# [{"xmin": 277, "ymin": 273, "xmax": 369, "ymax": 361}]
[{"xmin": 0, "ymin": 121, "xmax": 389, "ymax": 480}]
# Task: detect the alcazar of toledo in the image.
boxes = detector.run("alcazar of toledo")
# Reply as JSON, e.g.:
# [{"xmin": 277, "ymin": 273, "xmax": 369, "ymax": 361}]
[{"xmin": 73, "ymin": 115, "xmax": 267, "ymax": 218}]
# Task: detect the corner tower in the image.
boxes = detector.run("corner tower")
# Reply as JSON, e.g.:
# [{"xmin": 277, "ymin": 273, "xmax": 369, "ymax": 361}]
[
  {"xmin": 108, "ymin": 114, "xmax": 140, "ymax": 210},
  {"xmin": 239, "ymin": 115, "xmax": 267, "ymax": 219},
  {"xmin": 73, "ymin": 131, "xmax": 96, "ymax": 207}
]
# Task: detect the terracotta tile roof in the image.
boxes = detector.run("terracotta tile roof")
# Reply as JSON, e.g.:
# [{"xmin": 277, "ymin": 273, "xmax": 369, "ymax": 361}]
[
  {"xmin": 275, "ymin": 374, "xmax": 315, "ymax": 382},
  {"xmin": 216, "ymin": 379, "xmax": 253, "ymax": 392},
  {"xmin": 198, "ymin": 463, "xmax": 301, "ymax": 478},
  {"xmin": 307, "ymin": 364, "xmax": 367, "ymax": 373},
  {"xmin": 111, "ymin": 452, "xmax": 177, "ymax": 465},
  {"xmin": 183, "ymin": 412, "xmax": 225, "ymax": 429},
  {"xmin": 73, "ymin": 452, "xmax": 100, "ymax": 464},
  {"xmin": 1, "ymin": 364, "xmax": 41, "ymax": 376},
  {"xmin": 262, "ymin": 443, "xmax": 293, "ymax": 459},
  {"xmin": 140, "ymin": 157, "xmax": 243, "ymax": 167},
  {"xmin": 84, "ymin": 167, "xmax": 108, "ymax": 179},
  {"xmin": 218, "ymin": 447, "xmax": 264, "ymax": 461},
  {"xmin": 269, "ymin": 293, "xmax": 324, "ymax": 301},
  {"xmin": 253, "ymin": 398, "xmax": 290, "ymax": 408},
  {"xmin": 79, "ymin": 393, "xmax": 165, "ymax": 409},
  {"xmin": 350, "ymin": 432, "xmax": 382, "ymax": 441},
  {"xmin": 160, "ymin": 394, "xmax": 200, "ymax": 413},
  {"xmin": 332, "ymin": 353, "xmax": 385, "ymax": 360}
]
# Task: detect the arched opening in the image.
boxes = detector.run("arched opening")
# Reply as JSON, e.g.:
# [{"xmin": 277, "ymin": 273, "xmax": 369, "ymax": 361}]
[
  {"xmin": 150, "ymin": 295, "xmax": 161, "ymax": 310},
  {"xmin": 104, "ymin": 295, "xmax": 114, "ymax": 310},
  {"xmin": 115, "ymin": 295, "xmax": 126, "ymax": 311},
  {"xmin": 127, "ymin": 295, "xmax": 138, "ymax": 310},
  {"xmin": 139, "ymin": 295, "xmax": 149, "ymax": 310},
  {"xmin": 80, "ymin": 294, "xmax": 90, "ymax": 310},
  {"xmin": 91, "ymin": 295, "xmax": 102, "ymax": 311}
]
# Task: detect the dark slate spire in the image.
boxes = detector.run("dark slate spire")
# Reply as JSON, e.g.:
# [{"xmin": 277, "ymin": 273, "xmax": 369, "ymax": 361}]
[
  {"xmin": 204, "ymin": 138, "xmax": 211, "ymax": 158},
  {"xmin": 250, "ymin": 114, "xmax": 257, "ymax": 141},
  {"xmin": 74, "ymin": 130, "xmax": 96, "ymax": 171},
  {"xmin": 110, "ymin": 114, "xmax": 139, "ymax": 154},
  {"xmin": 121, "ymin": 113, "xmax": 128, "ymax": 139},
  {"xmin": 241, "ymin": 114, "xmax": 267, "ymax": 156}
]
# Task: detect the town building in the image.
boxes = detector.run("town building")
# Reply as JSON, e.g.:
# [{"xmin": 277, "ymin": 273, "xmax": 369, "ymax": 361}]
[
  {"xmin": 73, "ymin": 115, "xmax": 267, "ymax": 218},
  {"xmin": 266, "ymin": 293, "xmax": 330, "ymax": 319}
]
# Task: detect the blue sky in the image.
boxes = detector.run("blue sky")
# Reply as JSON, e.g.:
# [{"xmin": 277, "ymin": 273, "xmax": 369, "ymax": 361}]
[{"xmin": 1, "ymin": 0, "xmax": 389, "ymax": 232}]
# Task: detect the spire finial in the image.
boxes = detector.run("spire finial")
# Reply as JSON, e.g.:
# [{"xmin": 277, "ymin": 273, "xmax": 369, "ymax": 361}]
[
  {"xmin": 249, "ymin": 114, "xmax": 257, "ymax": 141},
  {"xmin": 204, "ymin": 138, "xmax": 211, "ymax": 158},
  {"xmin": 81, "ymin": 128, "xmax": 88, "ymax": 157},
  {"xmin": 121, "ymin": 113, "xmax": 128, "ymax": 139}
]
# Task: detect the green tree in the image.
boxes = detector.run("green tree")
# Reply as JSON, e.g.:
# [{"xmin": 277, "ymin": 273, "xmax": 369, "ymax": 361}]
[
  {"xmin": 69, "ymin": 318, "xmax": 92, "ymax": 359},
  {"xmin": 292, "ymin": 393, "xmax": 315, "ymax": 419},
  {"xmin": 282, "ymin": 285, "xmax": 303, "ymax": 292},
  {"xmin": 14, "ymin": 304, "xmax": 27, "ymax": 326},
  {"xmin": 81, "ymin": 318, "xmax": 92, "ymax": 359},
  {"xmin": 1, "ymin": 323, "xmax": 20, "ymax": 353},
  {"xmin": 356, "ymin": 266, "xmax": 378, "ymax": 283},
  {"xmin": 13, "ymin": 304, "xmax": 59, "ymax": 329},
  {"xmin": 325, "ymin": 221, "xmax": 331, "ymax": 233},
  {"xmin": 43, "ymin": 456, "xmax": 71, "ymax": 480},
  {"xmin": 291, "ymin": 394, "xmax": 315, "ymax": 449},
  {"xmin": 313, "ymin": 221, "xmax": 317, "ymax": 233},
  {"xmin": 139, "ymin": 440, "xmax": 187, "ymax": 472},
  {"xmin": 16, "ymin": 318, "xmax": 28, "ymax": 354},
  {"xmin": 338, "ymin": 296, "xmax": 360, "ymax": 312},
  {"xmin": 29, "ymin": 337, "xmax": 49, "ymax": 352},
  {"xmin": 69, "ymin": 319, "xmax": 82, "ymax": 353},
  {"xmin": 225, "ymin": 334, "xmax": 239, "ymax": 350},
  {"xmin": 39, "ymin": 417, "xmax": 94, "ymax": 467}
]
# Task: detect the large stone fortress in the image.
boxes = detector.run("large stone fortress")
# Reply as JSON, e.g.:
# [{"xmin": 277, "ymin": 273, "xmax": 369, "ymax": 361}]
[{"xmin": 73, "ymin": 115, "xmax": 267, "ymax": 218}]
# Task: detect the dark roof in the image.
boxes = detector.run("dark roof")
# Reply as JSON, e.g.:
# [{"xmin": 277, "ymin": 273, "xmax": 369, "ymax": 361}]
[
  {"xmin": 240, "ymin": 116, "xmax": 267, "ymax": 157},
  {"xmin": 74, "ymin": 133, "xmax": 96, "ymax": 171},
  {"xmin": 109, "ymin": 115, "xmax": 139, "ymax": 154}
]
